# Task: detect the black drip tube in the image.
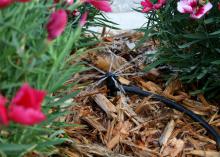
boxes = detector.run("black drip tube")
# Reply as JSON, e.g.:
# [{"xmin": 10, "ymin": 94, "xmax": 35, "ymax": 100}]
[
  {"xmin": 122, "ymin": 85, "xmax": 220, "ymax": 150},
  {"xmin": 105, "ymin": 72, "xmax": 220, "ymax": 150}
]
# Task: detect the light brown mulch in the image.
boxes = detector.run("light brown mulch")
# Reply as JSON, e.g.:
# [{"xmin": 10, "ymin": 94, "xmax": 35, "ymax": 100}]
[{"xmin": 60, "ymin": 32, "xmax": 220, "ymax": 157}]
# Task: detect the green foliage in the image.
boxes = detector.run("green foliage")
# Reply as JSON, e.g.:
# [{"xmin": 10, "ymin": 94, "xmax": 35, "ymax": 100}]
[
  {"xmin": 0, "ymin": 1, "xmax": 114, "ymax": 156},
  {"xmin": 68, "ymin": 2, "xmax": 119, "ymax": 47},
  {"xmin": 139, "ymin": 0, "xmax": 220, "ymax": 98}
]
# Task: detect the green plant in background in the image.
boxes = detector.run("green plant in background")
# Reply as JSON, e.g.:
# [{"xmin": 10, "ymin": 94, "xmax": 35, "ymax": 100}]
[
  {"xmin": 0, "ymin": 0, "xmax": 114, "ymax": 156},
  {"xmin": 138, "ymin": 0, "xmax": 220, "ymax": 98},
  {"xmin": 68, "ymin": 0, "xmax": 118, "ymax": 49}
]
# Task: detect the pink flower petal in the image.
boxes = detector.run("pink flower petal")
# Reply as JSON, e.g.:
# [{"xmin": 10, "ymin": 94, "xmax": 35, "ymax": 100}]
[
  {"xmin": 154, "ymin": 0, "xmax": 166, "ymax": 9},
  {"xmin": 0, "ymin": 95, "xmax": 8, "ymax": 125},
  {"xmin": 0, "ymin": 96, "xmax": 7, "ymax": 106},
  {"xmin": 0, "ymin": 0, "xmax": 13, "ymax": 9},
  {"xmin": 72, "ymin": 10, "xmax": 80, "ymax": 16},
  {"xmin": 53, "ymin": 0, "xmax": 60, "ymax": 3},
  {"xmin": 80, "ymin": 12, "xmax": 88, "ymax": 26},
  {"xmin": 154, "ymin": 3, "xmax": 163, "ymax": 10},
  {"xmin": 141, "ymin": 0, "xmax": 166, "ymax": 12},
  {"xmin": 141, "ymin": 0, "xmax": 154, "ymax": 13},
  {"xmin": 86, "ymin": 0, "xmax": 112, "ymax": 12},
  {"xmin": 17, "ymin": 0, "xmax": 31, "ymax": 2},
  {"xmin": 190, "ymin": 2, "xmax": 212, "ymax": 19},
  {"xmin": 46, "ymin": 10, "xmax": 68, "ymax": 41},
  {"xmin": 66, "ymin": 0, "xmax": 73, "ymax": 5},
  {"xmin": 9, "ymin": 83, "xmax": 46, "ymax": 126},
  {"xmin": 141, "ymin": 0, "xmax": 153, "ymax": 8},
  {"xmin": 11, "ymin": 83, "xmax": 46, "ymax": 110},
  {"xmin": 158, "ymin": 0, "xmax": 166, "ymax": 5},
  {"xmin": 177, "ymin": 0, "xmax": 212, "ymax": 19},
  {"xmin": 9, "ymin": 105, "xmax": 46, "ymax": 125},
  {"xmin": 142, "ymin": 6, "xmax": 153, "ymax": 12},
  {"xmin": 177, "ymin": 0, "xmax": 193, "ymax": 13},
  {"xmin": 188, "ymin": 0, "xmax": 197, "ymax": 8}
]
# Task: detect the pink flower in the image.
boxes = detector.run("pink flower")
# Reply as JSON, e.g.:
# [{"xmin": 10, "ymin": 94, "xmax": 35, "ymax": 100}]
[
  {"xmin": 154, "ymin": 0, "xmax": 166, "ymax": 9},
  {"xmin": 66, "ymin": 9, "xmax": 80, "ymax": 16},
  {"xmin": 66, "ymin": 0, "xmax": 73, "ymax": 5},
  {"xmin": 0, "ymin": 95, "xmax": 8, "ymax": 125},
  {"xmin": 0, "ymin": 0, "xmax": 13, "ymax": 9},
  {"xmin": 53, "ymin": 0, "xmax": 60, "ymax": 3},
  {"xmin": 72, "ymin": 9, "xmax": 80, "ymax": 16},
  {"xmin": 177, "ymin": 0, "xmax": 212, "ymax": 19},
  {"xmin": 80, "ymin": 12, "xmax": 88, "ymax": 26},
  {"xmin": 141, "ymin": 0, "xmax": 153, "ymax": 12},
  {"xmin": 17, "ymin": 0, "xmax": 31, "ymax": 2},
  {"xmin": 8, "ymin": 83, "xmax": 46, "ymax": 125},
  {"xmin": 46, "ymin": 9, "xmax": 68, "ymax": 41},
  {"xmin": 141, "ymin": 0, "xmax": 166, "ymax": 13},
  {"xmin": 85, "ymin": 0, "xmax": 112, "ymax": 12}
]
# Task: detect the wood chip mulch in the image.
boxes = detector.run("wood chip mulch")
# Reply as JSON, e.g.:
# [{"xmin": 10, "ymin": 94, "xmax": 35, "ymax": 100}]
[{"xmin": 59, "ymin": 32, "xmax": 220, "ymax": 157}]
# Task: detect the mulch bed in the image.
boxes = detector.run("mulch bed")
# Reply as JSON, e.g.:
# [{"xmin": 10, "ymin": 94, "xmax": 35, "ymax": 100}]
[{"xmin": 59, "ymin": 32, "xmax": 220, "ymax": 157}]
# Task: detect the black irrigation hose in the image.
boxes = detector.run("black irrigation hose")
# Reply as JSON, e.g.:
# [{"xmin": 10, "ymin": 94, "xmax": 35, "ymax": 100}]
[
  {"xmin": 104, "ymin": 73, "xmax": 220, "ymax": 150},
  {"xmin": 122, "ymin": 85, "xmax": 220, "ymax": 150}
]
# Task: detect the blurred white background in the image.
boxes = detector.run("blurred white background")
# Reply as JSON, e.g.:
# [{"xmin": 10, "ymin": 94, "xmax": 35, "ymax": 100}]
[
  {"xmin": 107, "ymin": 0, "xmax": 145, "ymax": 30},
  {"xmin": 111, "ymin": 0, "xmax": 142, "ymax": 12},
  {"xmin": 90, "ymin": 0, "xmax": 145, "ymax": 33}
]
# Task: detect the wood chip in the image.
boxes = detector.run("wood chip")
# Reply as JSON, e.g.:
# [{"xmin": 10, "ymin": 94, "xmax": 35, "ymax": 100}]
[
  {"xmin": 139, "ymin": 80, "xmax": 162, "ymax": 93},
  {"xmin": 159, "ymin": 120, "xmax": 175, "ymax": 148},
  {"xmin": 107, "ymin": 134, "xmax": 121, "ymax": 150},
  {"xmin": 74, "ymin": 144, "xmax": 130, "ymax": 157},
  {"xmin": 135, "ymin": 97, "xmax": 158, "ymax": 114},
  {"xmin": 187, "ymin": 136, "xmax": 202, "ymax": 150},
  {"xmin": 161, "ymin": 138, "xmax": 184, "ymax": 157},
  {"xmin": 182, "ymin": 99, "xmax": 215, "ymax": 115},
  {"xmin": 107, "ymin": 121, "xmax": 131, "ymax": 150},
  {"xmin": 162, "ymin": 79, "xmax": 188, "ymax": 102},
  {"xmin": 92, "ymin": 94, "xmax": 117, "ymax": 118},
  {"xmin": 163, "ymin": 93, "xmax": 186, "ymax": 102},
  {"xmin": 186, "ymin": 150, "xmax": 220, "ymax": 157},
  {"xmin": 121, "ymin": 140, "xmax": 160, "ymax": 156},
  {"xmin": 81, "ymin": 116, "xmax": 106, "ymax": 132},
  {"xmin": 198, "ymin": 94, "xmax": 211, "ymax": 107},
  {"xmin": 90, "ymin": 52, "xmax": 127, "ymax": 72},
  {"xmin": 120, "ymin": 95, "xmax": 144, "ymax": 124},
  {"xmin": 60, "ymin": 148, "xmax": 81, "ymax": 157},
  {"xmin": 118, "ymin": 76, "xmax": 130, "ymax": 85},
  {"xmin": 106, "ymin": 120, "xmax": 115, "ymax": 142},
  {"xmin": 163, "ymin": 79, "xmax": 182, "ymax": 95}
]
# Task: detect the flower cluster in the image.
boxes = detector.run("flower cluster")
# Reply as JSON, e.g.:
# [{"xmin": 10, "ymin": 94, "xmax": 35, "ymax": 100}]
[
  {"xmin": 0, "ymin": 84, "xmax": 46, "ymax": 126},
  {"xmin": 84, "ymin": 0, "xmax": 112, "ymax": 12},
  {"xmin": 141, "ymin": 0, "xmax": 166, "ymax": 13},
  {"xmin": 177, "ymin": 0, "xmax": 212, "ymax": 19},
  {"xmin": 141, "ymin": 0, "xmax": 219, "ymax": 19},
  {"xmin": 0, "ymin": 0, "xmax": 112, "ymax": 40}
]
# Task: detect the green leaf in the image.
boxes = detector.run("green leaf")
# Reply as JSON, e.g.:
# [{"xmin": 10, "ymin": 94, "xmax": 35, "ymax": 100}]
[
  {"xmin": 144, "ymin": 59, "xmax": 166, "ymax": 72},
  {"xmin": 183, "ymin": 33, "xmax": 208, "ymax": 39},
  {"xmin": 211, "ymin": 60, "xmax": 220, "ymax": 65},
  {"xmin": 37, "ymin": 138, "xmax": 71, "ymax": 148},
  {"xmin": 51, "ymin": 91, "xmax": 79, "ymax": 107},
  {"xmin": 209, "ymin": 30, "xmax": 220, "ymax": 36},
  {"xmin": 178, "ymin": 40, "xmax": 200, "ymax": 49},
  {"xmin": 0, "ymin": 143, "xmax": 36, "ymax": 153}
]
